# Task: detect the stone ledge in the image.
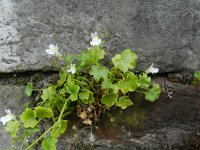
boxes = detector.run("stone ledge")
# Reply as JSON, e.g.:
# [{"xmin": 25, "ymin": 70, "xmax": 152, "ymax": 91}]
[{"xmin": 0, "ymin": 82, "xmax": 199, "ymax": 149}]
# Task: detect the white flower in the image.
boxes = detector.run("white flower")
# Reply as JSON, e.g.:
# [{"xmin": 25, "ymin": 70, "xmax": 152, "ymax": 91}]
[
  {"xmin": 90, "ymin": 32, "xmax": 101, "ymax": 46},
  {"xmin": 0, "ymin": 109, "xmax": 15, "ymax": 125},
  {"xmin": 45, "ymin": 44, "xmax": 61, "ymax": 56},
  {"xmin": 146, "ymin": 63, "xmax": 159, "ymax": 74},
  {"xmin": 67, "ymin": 64, "xmax": 76, "ymax": 74}
]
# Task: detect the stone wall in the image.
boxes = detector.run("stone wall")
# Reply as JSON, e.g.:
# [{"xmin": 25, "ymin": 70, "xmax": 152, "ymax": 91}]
[
  {"xmin": 0, "ymin": 0, "xmax": 200, "ymax": 73},
  {"xmin": 0, "ymin": 0, "xmax": 200, "ymax": 149}
]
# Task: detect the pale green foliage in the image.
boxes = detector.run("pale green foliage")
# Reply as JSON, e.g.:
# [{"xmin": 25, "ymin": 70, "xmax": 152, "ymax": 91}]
[
  {"xmin": 145, "ymin": 84, "xmax": 161, "ymax": 101},
  {"xmin": 112, "ymin": 49, "xmax": 137, "ymax": 72},
  {"xmin": 89, "ymin": 66, "xmax": 109, "ymax": 82},
  {"xmin": 25, "ymin": 82, "xmax": 33, "ymax": 96},
  {"xmin": 51, "ymin": 120, "xmax": 68, "ymax": 138},
  {"xmin": 66, "ymin": 83, "xmax": 80, "ymax": 101},
  {"xmin": 4, "ymin": 34, "xmax": 161, "ymax": 150},
  {"xmin": 20, "ymin": 108, "xmax": 37, "ymax": 128},
  {"xmin": 79, "ymin": 89, "xmax": 94, "ymax": 104},
  {"xmin": 101, "ymin": 93, "xmax": 118, "ymax": 107},
  {"xmin": 137, "ymin": 73, "xmax": 151, "ymax": 88},
  {"xmin": 35, "ymin": 107, "xmax": 54, "ymax": 119},
  {"xmin": 42, "ymin": 136, "xmax": 57, "ymax": 150},
  {"xmin": 4, "ymin": 121, "xmax": 20, "ymax": 138},
  {"xmin": 116, "ymin": 96, "xmax": 133, "ymax": 109},
  {"xmin": 192, "ymin": 71, "xmax": 200, "ymax": 85},
  {"xmin": 194, "ymin": 71, "xmax": 200, "ymax": 79},
  {"xmin": 118, "ymin": 72, "xmax": 138, "ymax": 94}
]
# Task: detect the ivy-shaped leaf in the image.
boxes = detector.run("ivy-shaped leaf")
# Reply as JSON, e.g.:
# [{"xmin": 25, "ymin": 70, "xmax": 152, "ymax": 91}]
[
  {"xmin": 77, "ymin": 51, "xmax": 92, "ymax": 68},
  {"xmin": 116, "ymin": 96, "xmax": 133, "ymax": 109},
  {"xmin": 54, "ymin": 98, "xmax": 65, "ymax": 112},
  {"xmin": 42, "ymin": 136, "xmax": 57, "ymax": 150},
  {"xmin": 26, "ymin": 127, "xmax": 40, "ymax": 135},
  {"xmin": 112, "ymin": 49, "xmax": 137, "ymax": 72},
  {"xmin": 35, "ymin": 107, "xmax": 54, "ymax": 119},
  {"xmin": 79, "ymin": 89, "xmax": 94, "ymax": 104},
  {"xmin": 118, "ymin": 72, "xmax": 138, "ymax": 94},
  {"xmin": 101, "ymin": 93, "xmax": 118, "ymax": 108},
  {"xmin": 4, "ymin": 121, "xmax": 20, "ymax": 138},
  {"xmin": 20, "ymin": 108, "xmax": 37, "ymax": 128},
  {"xmin": 89, "ymin": 65, "xmax": 109, "ymax": 82},
  {"xmin": 137, "ymin": 73, "xmax": 151, "ymax": 88},
  {"xmin": 25, "ymin": 82, "xmax": 33, "ymax": 96},
  {"xmin": 102, "ymin": 78, "xmax": 118, "ymax": 94},
  {"xmin": 91, "ymin": 48, "xmax": 105, "ymax": 62},
  {"xmin": 58, "ymin": 68, "xmax": 67, "ymax": 86},
  {"xmin": 41, "ymin": 86, "xmax": 56, "ymax": 101},
  {"xmin": 66, "ymin": 83, "xmax": 80, "ymax": 101},
  {"xmin": 51, "ymin": 119, "xmax": 68, "ymax": 138},
  {"xmin": 145, "ymin": 83, "xmax": 161, "ymax": 102}
]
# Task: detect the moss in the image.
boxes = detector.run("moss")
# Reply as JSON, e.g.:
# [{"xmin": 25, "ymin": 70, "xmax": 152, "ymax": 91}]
[
  {"xmin": 121, "ymin": 108, "xmax": 145, "ymax": 128},
  {"xmin": 102, "ymin": 106, "xmax": 146, "ymax": 133}
]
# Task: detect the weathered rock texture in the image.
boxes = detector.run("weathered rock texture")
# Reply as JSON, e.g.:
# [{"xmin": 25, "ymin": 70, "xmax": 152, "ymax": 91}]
[
  {"xmin": 0, "ymin": 79, "xmax": 199, "ymax": 149},
  {"xmin": 0, "ymin": 0, "xmax": 200, "ymax": 73}
]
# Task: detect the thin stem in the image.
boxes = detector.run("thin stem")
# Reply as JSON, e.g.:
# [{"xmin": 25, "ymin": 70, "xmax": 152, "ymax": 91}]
[
  {"xmin": 74, "ymin": 79, "xmax": 88, "ymax": 86},
  {"xmin": 20, "ymin": 136, "xmax": 26, "ymax": 150},
  {"xmin": 25, "ymin": 122, "xmax": 57, "ymax": 150},
  {"xmin": 77, "ymin": 77, "xmax": 96, "ymax": 91},
  {"xmin": 25, "ymin": 98, "xmax": 70, "ymax": 150}
]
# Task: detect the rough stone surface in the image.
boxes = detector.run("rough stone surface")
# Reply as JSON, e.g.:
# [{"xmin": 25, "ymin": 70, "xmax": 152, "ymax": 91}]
[
  {"xmin": 0, "ymin": 0, "xmax": 200, "ymax": 73},
  {"xmin": 56, "ymin": 82, "xmax": 200, "ymax": 150},
  {"xmin": 0, "ymin": 80, "xmax": 199, "ymax": 149},
  {"xmin": 0, "ymin": 86, "xmax": 30, "ymax": 150}
]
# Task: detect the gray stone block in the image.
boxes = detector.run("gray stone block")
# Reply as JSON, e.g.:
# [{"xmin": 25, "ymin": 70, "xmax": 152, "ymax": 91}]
[{"xmin": 0, "ymin": 0, "xmax": 200, "ymax": 73}]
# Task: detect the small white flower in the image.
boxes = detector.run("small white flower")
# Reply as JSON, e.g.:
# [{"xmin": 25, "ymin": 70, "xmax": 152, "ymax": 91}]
[
  {"xmin": 146, "ymin": 63, "xmax": 159, "ymax": 74},
  {"xmin": 45, "ymin": 44, "xmax": 61, "ymax": 56},
  {"xmin": 90, "ymin": 32, "xmax": 101, "ymax": 46},
  {"xmin": 0, "ymin": 109, "xmax": 15, "ymax": 125},
  {"xmin": 67, "ymin": 64, "xmax": 76, "ymax": 74}
]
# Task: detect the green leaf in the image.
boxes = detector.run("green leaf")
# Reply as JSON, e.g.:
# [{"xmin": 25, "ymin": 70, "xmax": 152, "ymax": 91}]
[
  {"xmin": 42, "ymin": 136, "xmax": 57, "ymax": 150},
  {"xmin": 51, "ymin": 120, "xmax": 68, "ymax": 138},
  {"xmin": 35, "ymin": 107, "xmax": 54, "ymax": 119},
  {"xmin": 26, "ymin": 127, "xmax": 40, "ymax": 135},
  {"xmin": 145, "ymin": 83, "xmax": 161, "ymax": 102},
  {"xmin": 112, "ymin": 49, "xmax": 137, "ymax": 72},
  {"xmin": 66, "ymin": 54, "xmax": 74, "ymax": 64},
  {"xmin": 25, "ymin": 82, "xmax": 33, "ymax": 96},
  {"xmin": 101, "ymin": 93, "xmax": 118, "ymax": 108},
  {"xmin": 79, "ymin": 89, "xmax": 94, "ymax": 104},
  {"xmin": 89, "ymin": 65, "xmax": 109, "ymax": 82},
  {"xmin": 102, "ymin": 78, "xmax": 118, "ymax": 94},
  {"xmin": 4, "ymin": 121, "xmax": 20, "ymax": 138},
  {"xmin": 137, "ymin": 73, "xmax": 151, "ymax": 88},
  {"xmin": 41, "ymin": 86, "xmax": 56, "ymax": 101},
  {"xmin": 58, "ymin": 68, "xmax": 67, "ymax": 86},
  {"xmin": 77, "ymin": 51, "xmax": 92, "ymax": 68},
  {"xmin": 20, "ymin": 108, "xmax": 37, "ymax": 128},
  {"xmin": 91, "ymin": 48, "xmax": 105, "ymax": 61},
  {"xmin": 118, "ymin": 72, "xmax": 138, "ymax": 94},
  {"xmin": 66, "ymin": 83, "xmax": 80, "ymax": 101},
  {"xmin": 116, "ymin": 96, "xmax": 133, "ymax": 109},
  {"xmin": 194, "ymin": 71, "xmax": 200, "ymax": 81}
]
